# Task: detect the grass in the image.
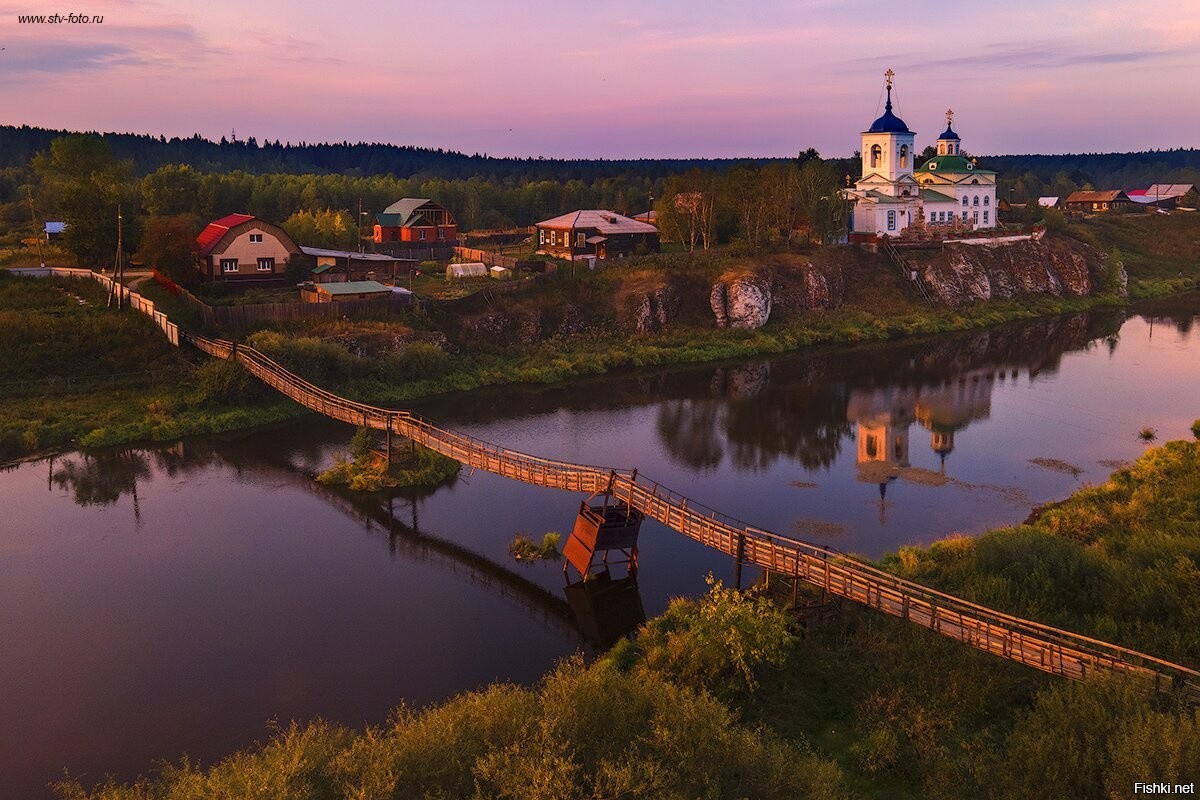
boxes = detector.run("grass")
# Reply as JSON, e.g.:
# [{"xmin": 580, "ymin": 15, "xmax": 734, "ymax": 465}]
[
  {"xmin": 508, "ymin": 532, "xmax": 562, "ymax": 561},
  {"xmin": 0, "ymin": 271, "xmax": 301, "ymax": 463},
  {"xmin": 53, "ymin": 438, "xmax": 1200, "ymax": 799},
  {"xmin": 317, "ymin": 435, "xmax": 461, "ymax": 492}
]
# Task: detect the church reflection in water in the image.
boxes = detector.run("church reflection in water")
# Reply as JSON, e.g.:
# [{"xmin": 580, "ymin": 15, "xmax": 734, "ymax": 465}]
[{"xmin": 847, "ymin": 366, "xmax": 1002, "ymax": 521}]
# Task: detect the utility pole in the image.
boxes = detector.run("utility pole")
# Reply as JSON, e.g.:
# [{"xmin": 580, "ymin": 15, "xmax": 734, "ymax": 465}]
[
  {"xmin": 27, "ymin": 188, "xmax": 46, "ymax": 268},
  {"xmin": 108, "ymin": 205, "xmax": 124, "ymax": 309}
]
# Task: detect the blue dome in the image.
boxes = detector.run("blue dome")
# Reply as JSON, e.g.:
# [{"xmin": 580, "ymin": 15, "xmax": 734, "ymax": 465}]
[
  {"xmin": 938, "ymin": 123, "xmax": 960, "ymax": 141},
  {"xmin": 869, "ymin": 108, "xmax": 911, "ymax": 133},
  {"xmin": 867, "ymin": 87, "xmax": 911, "ymax": 134}
]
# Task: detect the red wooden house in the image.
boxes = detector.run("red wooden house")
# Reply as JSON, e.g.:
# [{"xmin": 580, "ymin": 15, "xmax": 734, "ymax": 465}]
[{"xmin": 373, "ymin": 199, "xmax": 458, "ymax": 244}]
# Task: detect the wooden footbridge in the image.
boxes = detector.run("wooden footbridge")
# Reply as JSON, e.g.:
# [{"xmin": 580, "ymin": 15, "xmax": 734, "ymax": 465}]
[{"xmin": 21, "ymin": 268, "xmax": 1200, "ymax": 702}]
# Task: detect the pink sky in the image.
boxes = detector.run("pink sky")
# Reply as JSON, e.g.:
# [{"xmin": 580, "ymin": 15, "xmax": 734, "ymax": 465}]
[{"xmin": 2, "ymin": 0, "xmax": 1198, "ymax": 159}]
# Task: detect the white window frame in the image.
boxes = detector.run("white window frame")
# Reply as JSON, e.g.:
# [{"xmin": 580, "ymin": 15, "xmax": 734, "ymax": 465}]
[
  {"xmin": 539, "ymin": 229, "xmax": 545, "ymax": 245},
  {"xmin": 256, "ymin": 257, "xmax": 274, "ymax": 272},
  {"xmin": 249, "ymin": 233, "xmax": 263, "ymax": 243},
  {"xmin": 887, "ymin": 210, "xmax": 896, "ymax": 230},
  {"xmin": 221, "ymin": 258, "xmax": 238, "ymax": 273}
]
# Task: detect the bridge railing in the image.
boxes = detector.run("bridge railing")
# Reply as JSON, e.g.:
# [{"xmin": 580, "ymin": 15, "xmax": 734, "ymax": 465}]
[{"xmin": 168, "ymin": 313, "xmax": 1200, "ymax": 702}]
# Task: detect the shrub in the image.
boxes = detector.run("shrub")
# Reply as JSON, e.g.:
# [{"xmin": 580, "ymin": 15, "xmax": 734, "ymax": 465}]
[{"xmin": 608, "ymin": 575, "xmax": 793, "ymax": 697}]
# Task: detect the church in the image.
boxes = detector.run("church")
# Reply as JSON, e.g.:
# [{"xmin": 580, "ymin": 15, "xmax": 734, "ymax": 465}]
[{"xmin": 847, "ymin": 70, "xmax": 997, "ymax": 238}]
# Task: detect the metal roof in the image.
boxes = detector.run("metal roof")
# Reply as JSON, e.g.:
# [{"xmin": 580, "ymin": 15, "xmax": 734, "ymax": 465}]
[
  {"xmin": 1145, "ymin": 184, "xmax": 1197, "ymax": 198},
  {"xmin": 314, "ymin": 280, "xmax": 392, "ymax": 295},
  {"xmin": 1066, "ymin": 190, "xmax": 1130, "ymax": 203},
  {"xmin": 196, "ymin": 213, "xmax": 256, "ymax": 256},
  {"xmin": 915, "ymin": 155, "xmax": 996, "ymax": 176},
  {"xmin": 536, "ymin": 210, "xmax": 658, "ymax": 234},
  {"xmin": 920, "ymin": 189, "xmax": 956, "ymax": 203},
  {"xmin": 300, "ymin": 246, "xmax": 411, "ymax": 262},
  {"xmin": 376, "ymin": 198, "xmax": 451, "ymax": 228}
]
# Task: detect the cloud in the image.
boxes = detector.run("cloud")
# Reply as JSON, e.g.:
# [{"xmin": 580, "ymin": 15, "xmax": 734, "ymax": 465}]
[
  {"xmin": 847, "ymin": 41, "xmax": 1178, "ymax": 72},
  {"xmin": 1, "ymin": 40, "xmax": 152, "ymax": 73}
]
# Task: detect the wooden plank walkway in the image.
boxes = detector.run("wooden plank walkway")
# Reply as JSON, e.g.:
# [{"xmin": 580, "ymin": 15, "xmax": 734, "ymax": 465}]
[
  {"xmin": 185, "ymin": 332, "xmax": 1200, "ymax": 703},
  {"xmin": 21, "ymin": 268, "xmax": 1199, "ymax": 702}
]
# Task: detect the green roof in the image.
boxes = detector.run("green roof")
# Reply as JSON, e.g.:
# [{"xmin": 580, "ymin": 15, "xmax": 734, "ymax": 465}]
[
  {"xmin": 311, "ymin": 263, "xmax": 334, "ymax": 274},
  {"xmin": 317, "ymin": 281, "xmax": 392, "ymax": 295},
  {"xmin": 915, "ymin": 155, "xmax": 996, "ymax": 175},
  {"xmin": 920, "ymin": 189, "xmax": 957, "ymax": 203},
  {"xmin": 375, "ymin": 212, "xmax": 403, "ymax": 227}
]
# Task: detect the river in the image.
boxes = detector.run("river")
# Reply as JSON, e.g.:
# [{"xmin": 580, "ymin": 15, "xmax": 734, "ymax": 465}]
[{"xmin": 1, "ymin": 296, "xmax": 1198, "ymax": 798}]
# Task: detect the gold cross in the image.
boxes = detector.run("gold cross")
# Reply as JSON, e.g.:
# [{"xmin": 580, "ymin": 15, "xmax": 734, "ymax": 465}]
[
  {"xmin": 946, "ymin": 108, "xmax": 954, "ymax": 126},
  {"xmin": 885, "ymin": 68, "xmax": 895, "ymax": 88}
]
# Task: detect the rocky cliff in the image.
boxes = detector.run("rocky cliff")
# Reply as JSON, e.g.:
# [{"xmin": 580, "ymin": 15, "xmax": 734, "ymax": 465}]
[{"xmin": 912, "ymin": 237, "xmax": 1122, "ymax": 307}]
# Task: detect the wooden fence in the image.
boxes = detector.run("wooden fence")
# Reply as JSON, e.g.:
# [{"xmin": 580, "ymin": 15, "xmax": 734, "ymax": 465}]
[{"xmin": 17, "ymin": 265, "xmax": 1200, "ymax": 703}]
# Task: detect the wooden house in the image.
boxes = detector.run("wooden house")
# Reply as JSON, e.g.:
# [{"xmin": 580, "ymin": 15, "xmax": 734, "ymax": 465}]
[
  {"xmin": 196, "ymin": 213, "xmax": 301, "ymax": 283},
  {"xmin": 373, "ymin": 199, "xmax": 458, "ymax": 244},
  {"xmin": 535, "ymin": 210, "xmax": 659, "ymax": 261},
  {"xmin": 299, "ymin": 246, "xmax": 416, "ymax": 284},
  {"xmin": 1064, "ymin": 191, "xmax": 1134, "ymax": 213}
]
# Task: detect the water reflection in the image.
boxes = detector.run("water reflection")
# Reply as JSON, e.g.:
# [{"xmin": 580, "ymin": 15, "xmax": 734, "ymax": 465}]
[
  {"xmin": 652, "ymin": 313, "xmax": 1123, "ymax": 492},
  {"xmin": 51, "ymin": 450, "xmax": 152, "ymax": 508}
]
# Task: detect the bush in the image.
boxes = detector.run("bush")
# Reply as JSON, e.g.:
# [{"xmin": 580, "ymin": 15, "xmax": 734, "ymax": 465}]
[
  {"xmin": 57, "ymin": 659, "xmax": 846, "ymax": 800},
  {"xmin": 608, "ymin": 575, "xmax": 793, "ymax": 697},
  {"xmin": 388, "ymin": 341, "xmax": 449, "ymax": 379}
]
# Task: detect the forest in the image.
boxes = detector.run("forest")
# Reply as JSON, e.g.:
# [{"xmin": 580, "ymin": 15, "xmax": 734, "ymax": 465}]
[{"xmin": 1, "ymin": 123, "xmax": 1198, "ymax": 272}]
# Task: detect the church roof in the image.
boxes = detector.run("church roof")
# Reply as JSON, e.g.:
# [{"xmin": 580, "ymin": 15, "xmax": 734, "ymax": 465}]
[
  {"xmin": 938, "ymin": 123, "xmax": 960, "ymax": 141},
  {"xmin": 920, "ymin": 189, "xmax": 957, "ymax": 203},
  {"xmin": 865, "ymin": 84, "xmax": 911, "ymax": 134},
  {"xmin": 915, "ymin": 155, "xmax": 996, "ymax": 176}
]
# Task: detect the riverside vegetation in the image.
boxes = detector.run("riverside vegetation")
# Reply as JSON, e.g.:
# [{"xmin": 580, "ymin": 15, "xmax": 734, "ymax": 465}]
[
  {"xmin": 0, "ymin": 271, "xmax": 297, "ymax": 463},
  {"xmin": 4, "ymin": 211, "xmax": 1198, "ymax": 465},
  {"xmin": 56, "ymin": 434, "xmax": 1200, "ymax": 799}
]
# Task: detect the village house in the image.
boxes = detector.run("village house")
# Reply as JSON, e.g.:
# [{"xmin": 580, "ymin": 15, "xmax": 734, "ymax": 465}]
[
  {"xmin": 846, "ymin": 71, "xmax": 997, "ymax": 239},
  {"xmin": 1128, "ymin": 184, "xmax": 1199, "ymax": 210},
  {"xmin": 1064, "ymin": 190, "xmax": 1134, "ymax": 213},
  {"xmin": 195, "ymin": 213, "xmax": 301, "ymax": 283},
  {"xmin": 373, "ymin": 198, "xmax": 457, "ymax": 244},
  {"xmin": 535, "ymin": 210, "xmax": 659, "ymax": 261},
  {"xmin": 299, "ymin": 246, "xmax": 415, "ymax": 284}
]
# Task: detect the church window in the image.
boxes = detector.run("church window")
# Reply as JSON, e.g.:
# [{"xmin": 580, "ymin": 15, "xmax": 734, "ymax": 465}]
[
  {"xmin": 962, "ymin": 211, "xmax": 968, "ymax": 221},
  {"xmin": 973, "ymin": 211, "xmax": 979, "ymax": 224},
  {"xmin": 984, "ymin": 210, "xmax": 989, "ymax": 223},
  {"xmin": 973, "ymin": 196, "xmax": 980, "ymax": 206},
  {"xmin": 870, "ymin": 144, "xmax": 882, "ymax": 169},
  {"xmin": 899, "ymin": 145, "xmax": 909, "ymax": 169},
  {"xmin": 983, "ymin": 196, "xmax": 990, "ymax": 206},
  {"xmin": 887, "ymin": 210, "xmax": 896, "ymax": 230},
  {"xmin": 962, "ymin": 196, "xmax": 968, "ymax": 206},
  {"xmin": 865, "ymin": 435, "xmax": 879, "ymax": 459}
]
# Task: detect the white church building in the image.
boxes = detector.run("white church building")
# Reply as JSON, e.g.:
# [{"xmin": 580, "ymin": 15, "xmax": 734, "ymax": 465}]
[{"xmin": 847, "ymin": 71, "xmax": 997, "ymax": 239}]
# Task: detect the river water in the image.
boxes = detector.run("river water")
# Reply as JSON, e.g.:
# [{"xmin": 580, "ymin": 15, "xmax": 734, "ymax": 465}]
[{"xmin": 2, "ymin": 296, "xmax": 1198, "ymax": 797}]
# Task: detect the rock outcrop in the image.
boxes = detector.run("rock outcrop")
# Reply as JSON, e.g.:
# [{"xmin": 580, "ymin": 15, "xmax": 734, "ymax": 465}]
[
  {"xmin": 628, "ymin": 284, "xmax": 680, "ymax": 333},
  {"xmin": 711, "ymin": 275, "xmax": 773, "ymax": 329},
  {"xmin": 915, "ymin": 237, "xmax": 1120, "ymax": 307}
]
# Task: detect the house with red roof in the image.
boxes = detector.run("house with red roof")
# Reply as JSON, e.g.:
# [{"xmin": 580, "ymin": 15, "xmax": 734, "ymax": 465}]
[{"xmin": 195, "ymin": 214, "xmax": 301, "ymax": 282}]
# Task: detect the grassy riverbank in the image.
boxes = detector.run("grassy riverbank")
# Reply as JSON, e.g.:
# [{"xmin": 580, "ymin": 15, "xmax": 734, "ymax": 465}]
[
  {"xmin": 4, "ymin": 216, "xmax": 1198, "ymax": 463},
  {"xmin": 0, "ymin": 271, "xmax": 299, "ymax": 463},
  {"xmin": 56, "ymin": 435, "xmax": 1200, "ymax": 799}
]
